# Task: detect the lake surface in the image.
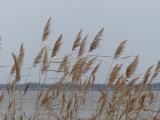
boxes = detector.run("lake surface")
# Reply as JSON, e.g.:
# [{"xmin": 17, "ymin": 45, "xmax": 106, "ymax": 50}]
[
  {"xmin": 0, "ymin": 91, "xmax": 159, "ymax": 120},
  {"xmin": 0, "ymin": 90, "xmax": 101, "ymax": 119}
]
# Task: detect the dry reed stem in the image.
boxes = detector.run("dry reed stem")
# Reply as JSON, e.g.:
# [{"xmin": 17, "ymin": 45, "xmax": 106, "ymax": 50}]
[
  {"xmin": 11, "ymin": 80, "xmax": 15, "ymax": 94},
  {"xmin": 41, "ymin": 48, "xmax": 49, "ymax": 74},
  {"xmin": 71, "ymin": 57, "xmax": 87, "ymax": 83},
  {"xmin": 11, "ymin": 43, "xmax": 24, "ymax": 74},
  {"xmin": 58, "ymin": 72, "xmax": 68, "ymax": 84},
  {"xmin": 24, "ymin": 82, "xmax": 30, "ymax": 95},
  {"xmin": 83, "ymin": 57, "xmax": 97, "ymax": 74},
  {"xmin": 139, "ymin": 94, "xmax": 146, "ymax": 107},
  {"xmin": 67, "ymin": 99, "xmax": 72, "ymax": 111},
  {"xmin": 143, "ymin": 70, "xmax": 151, "ymax": 85},
  {"xmin": 149, "ymin": 92, "xmax": 155, "ymax": 105},
  {"xmin": 42, "ymin": 17, "xmax": 51, "ymax": 41},
  {"xmin": 97, "ymin": 92, "xmax": 107, "ymax": 117},
  {"xmin": 0, "ymin": 92, "xmax": 4, "ymax": 103},
  {"xmin": 115, "ymin": 75, "xmax": 126, "ymax": 92},
  {"xmin": 12, "ymin": 53, "xmax": 20, "ymax": 82},
  {"xmin": 114, "ymin": 40, "xmax": 127, "ymax": 59},
  {"xmin": 151, "ymin": 60, "xmax": 160, "ymax": 82},
  {"xmin": 70, "ymin": 57, "xmax": 86, "ymax": 77},
  {"xmin": 91, "ymin": 62, "xmax": 101, "ymax": 76},
  {"xmin": 122, "ymin": 77, "xmax": 139, "ymax": 97},
  {"xmin": 134, "ymin": 82, "xmax": 142, "ymax": 95},
  {"xmin": 72, "ymin": 29, "xmax": 83, "ymax": 51},
  {"xmin": 44, "ymin": 84, "xmax": 55, "ymax": 98},
  {"xmin": 51, "ymin": 34, "xmax": 63, "ymax": 57},
  {"xmin": 91, "ymin": 75, "xmax": 96, "ymax": 86},
  {"xmin": 107, "ymin": 64, "xmax": 123, "ymax": 88},
  {"xmin": 41, "ymin": 96, "xmax": 55, "ymax": 107},
  {"xmin": 56, "ymin": 84, "xmax": 60, "ymax": 96},
  {"xmin": 84, "ymin": 79, "xmax": 91, "ymax": 93},
  {"xmin": 33, "ymin": 47, "xmax": 46, "ymax": 67},
  {"xmin": 8, "ymin": 100, "xmax": 14, "ymax": 110},
  {"xmin": 37, "ymin": 89, "xmax": 43, "ymax": 101},
  {"xmin": 115, "ymin": 74, "xmax": 124, "ymax": 86},
  {"xmin": 144, "ymin": 65, "xmax": 154, "ymax": 80},
  {"xmin": 78, "ymin": 34, "xmax": 88, "ymax": 58},
  {"xmin": 17, "ymin": 43, "xmax": 25, "ymax": 68},
  {"xmin": 89, "ymin": 28, "xmax": 104, "ymax": 52},
  {"xmin": 125, "ymin": 99, "xmax": 129, "ymax": 119},
  {"xmin": 62, "ymin": 92, "xmax": 66, "ymax": 107},
  {"xmin": 6, "ymin": 84, "xmax": 9, "ymax": 94},
  {"xmin": 126, "ymin": 55, "xmax": 139, "ymax": 78},
  {"xmin": 127, "ymin": 77, "xmax": 139, "ymax": 90},
  {"xmin": 58, "ymin": 55, "xmax": 69, "ymax": 74}
]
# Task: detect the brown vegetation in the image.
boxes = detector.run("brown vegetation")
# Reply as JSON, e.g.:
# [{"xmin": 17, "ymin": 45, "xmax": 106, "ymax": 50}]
[{"xmin": 0, "ymin": 18, "xmax": 160, "ymax": 120}]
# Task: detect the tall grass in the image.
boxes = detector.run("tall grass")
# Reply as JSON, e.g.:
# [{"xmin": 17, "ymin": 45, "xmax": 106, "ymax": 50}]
[{"xmin": 0, "ymin": 18, "xmax": 160, "ymax": 120}]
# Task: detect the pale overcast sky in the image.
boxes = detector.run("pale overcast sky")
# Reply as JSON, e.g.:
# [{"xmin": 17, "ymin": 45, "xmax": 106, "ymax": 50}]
[{"xmin": 0, "ymin": 0, "xmax": 160, "ymax": 83}]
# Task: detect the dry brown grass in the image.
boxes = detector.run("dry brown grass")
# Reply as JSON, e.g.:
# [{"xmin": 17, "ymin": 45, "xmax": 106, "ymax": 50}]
[{"xmin": 0, "ymin": 18, "xmax": 160, "ymax": 120}]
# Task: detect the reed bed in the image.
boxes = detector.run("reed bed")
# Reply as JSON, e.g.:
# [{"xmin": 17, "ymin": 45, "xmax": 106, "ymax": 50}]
[{"xmin": 0, "ymin": 18, "xmax": 160, "ymax": 120}]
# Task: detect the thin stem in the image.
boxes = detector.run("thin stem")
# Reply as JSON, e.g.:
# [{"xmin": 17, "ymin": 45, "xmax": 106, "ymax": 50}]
[{"xmin": 105, "ymin": 58, "xmax": 114, "ymax": 85}]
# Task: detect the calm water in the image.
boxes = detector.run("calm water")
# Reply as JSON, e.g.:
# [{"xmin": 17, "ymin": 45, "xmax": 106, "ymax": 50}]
[
  {"xmin": 0, "ymin": 90, "xmax": 101, "ymax": 119},
  {"xmin": 0, "ymin": 91, "xmax": 159, "ymax": 119}
]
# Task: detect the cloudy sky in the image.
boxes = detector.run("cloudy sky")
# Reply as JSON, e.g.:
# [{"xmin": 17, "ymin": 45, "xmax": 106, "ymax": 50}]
[{"xmin": 0, "ymin": 0, "xmax": 160, "ymax": 83}]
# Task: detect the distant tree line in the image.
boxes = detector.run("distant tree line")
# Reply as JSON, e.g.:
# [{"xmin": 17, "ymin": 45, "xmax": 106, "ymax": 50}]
[{"xmin": 0, "ymin": 82, "xmax": 159, "ymax": 91}]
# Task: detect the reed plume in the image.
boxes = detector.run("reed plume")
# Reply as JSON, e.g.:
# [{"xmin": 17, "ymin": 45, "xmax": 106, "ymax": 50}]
[
  {"xmin": 71, "ymin": 57, "xmax": 87, "ymax": 82},
  {"xmin": 12, "ymin": 53, "xmax": 20, "ymax": 82},
  {"xmin": 83, "ymin": 57, "xmax": 97, "ymax": 74},
  {"xmin": 18, "ymin": 43, "xmax": 25, "ymax": 67},
  {"xmin": 42, "ymin": 17, "xmax": 51, "ymax": 41},
  {"xmin": 58, "ymin": 54, "xmax": 69, "ymax": 73},
  {"xmin": 143, "ymin": 69, "xmax": 151, "ymax": 84},
  {"xmin": 89, "ymin": 28, "xmax": 104, "ymax": 52},
  {"xmin": 72, "ymin": 29, "xmax": 83, "ymax": 51},
  {"xmin": 41, "ymin": 49, "xmax": 49, "ymax": 74},
  {"xmin": 107, "ymin": 64, "xmax": 123, "ymax": 88},
  {"xmin": 151, "ymin": 60, "xmax": 160, "ymax": 82},
  {"xmin": 114, "ymin": 40, "xmax": 127, "ymax": 59},
  {"xmin": 11, "ymin": 43, "xmax": 24, "ymax": 74},
  {"xmin": 51, "ymin": 34, "xmax": 62, "ymax": 57},
  {"xmin": 126, "ymin": 55, "xmax": 139, "ymax": 78},
  {"xmin": 144, "ymin": 65, "xmax": 154, "ymax": 79},
  {"xmin": 91, "ymin": 62, "xmax": 101, "ymax": 76},
  {"xmin": 33, "ymin": 47, "xmax": 45, "ymax": 67},
  {"xmin": 122, "ymin": 77, "xmax": 139, "ymax": 96},
  {"xmin": 78, "ymin": 34, "xmax": 88, "ymax": 58},
  {"xmin": 70, "ymin": 57, "xmax": 86, "ymax": 77}
]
